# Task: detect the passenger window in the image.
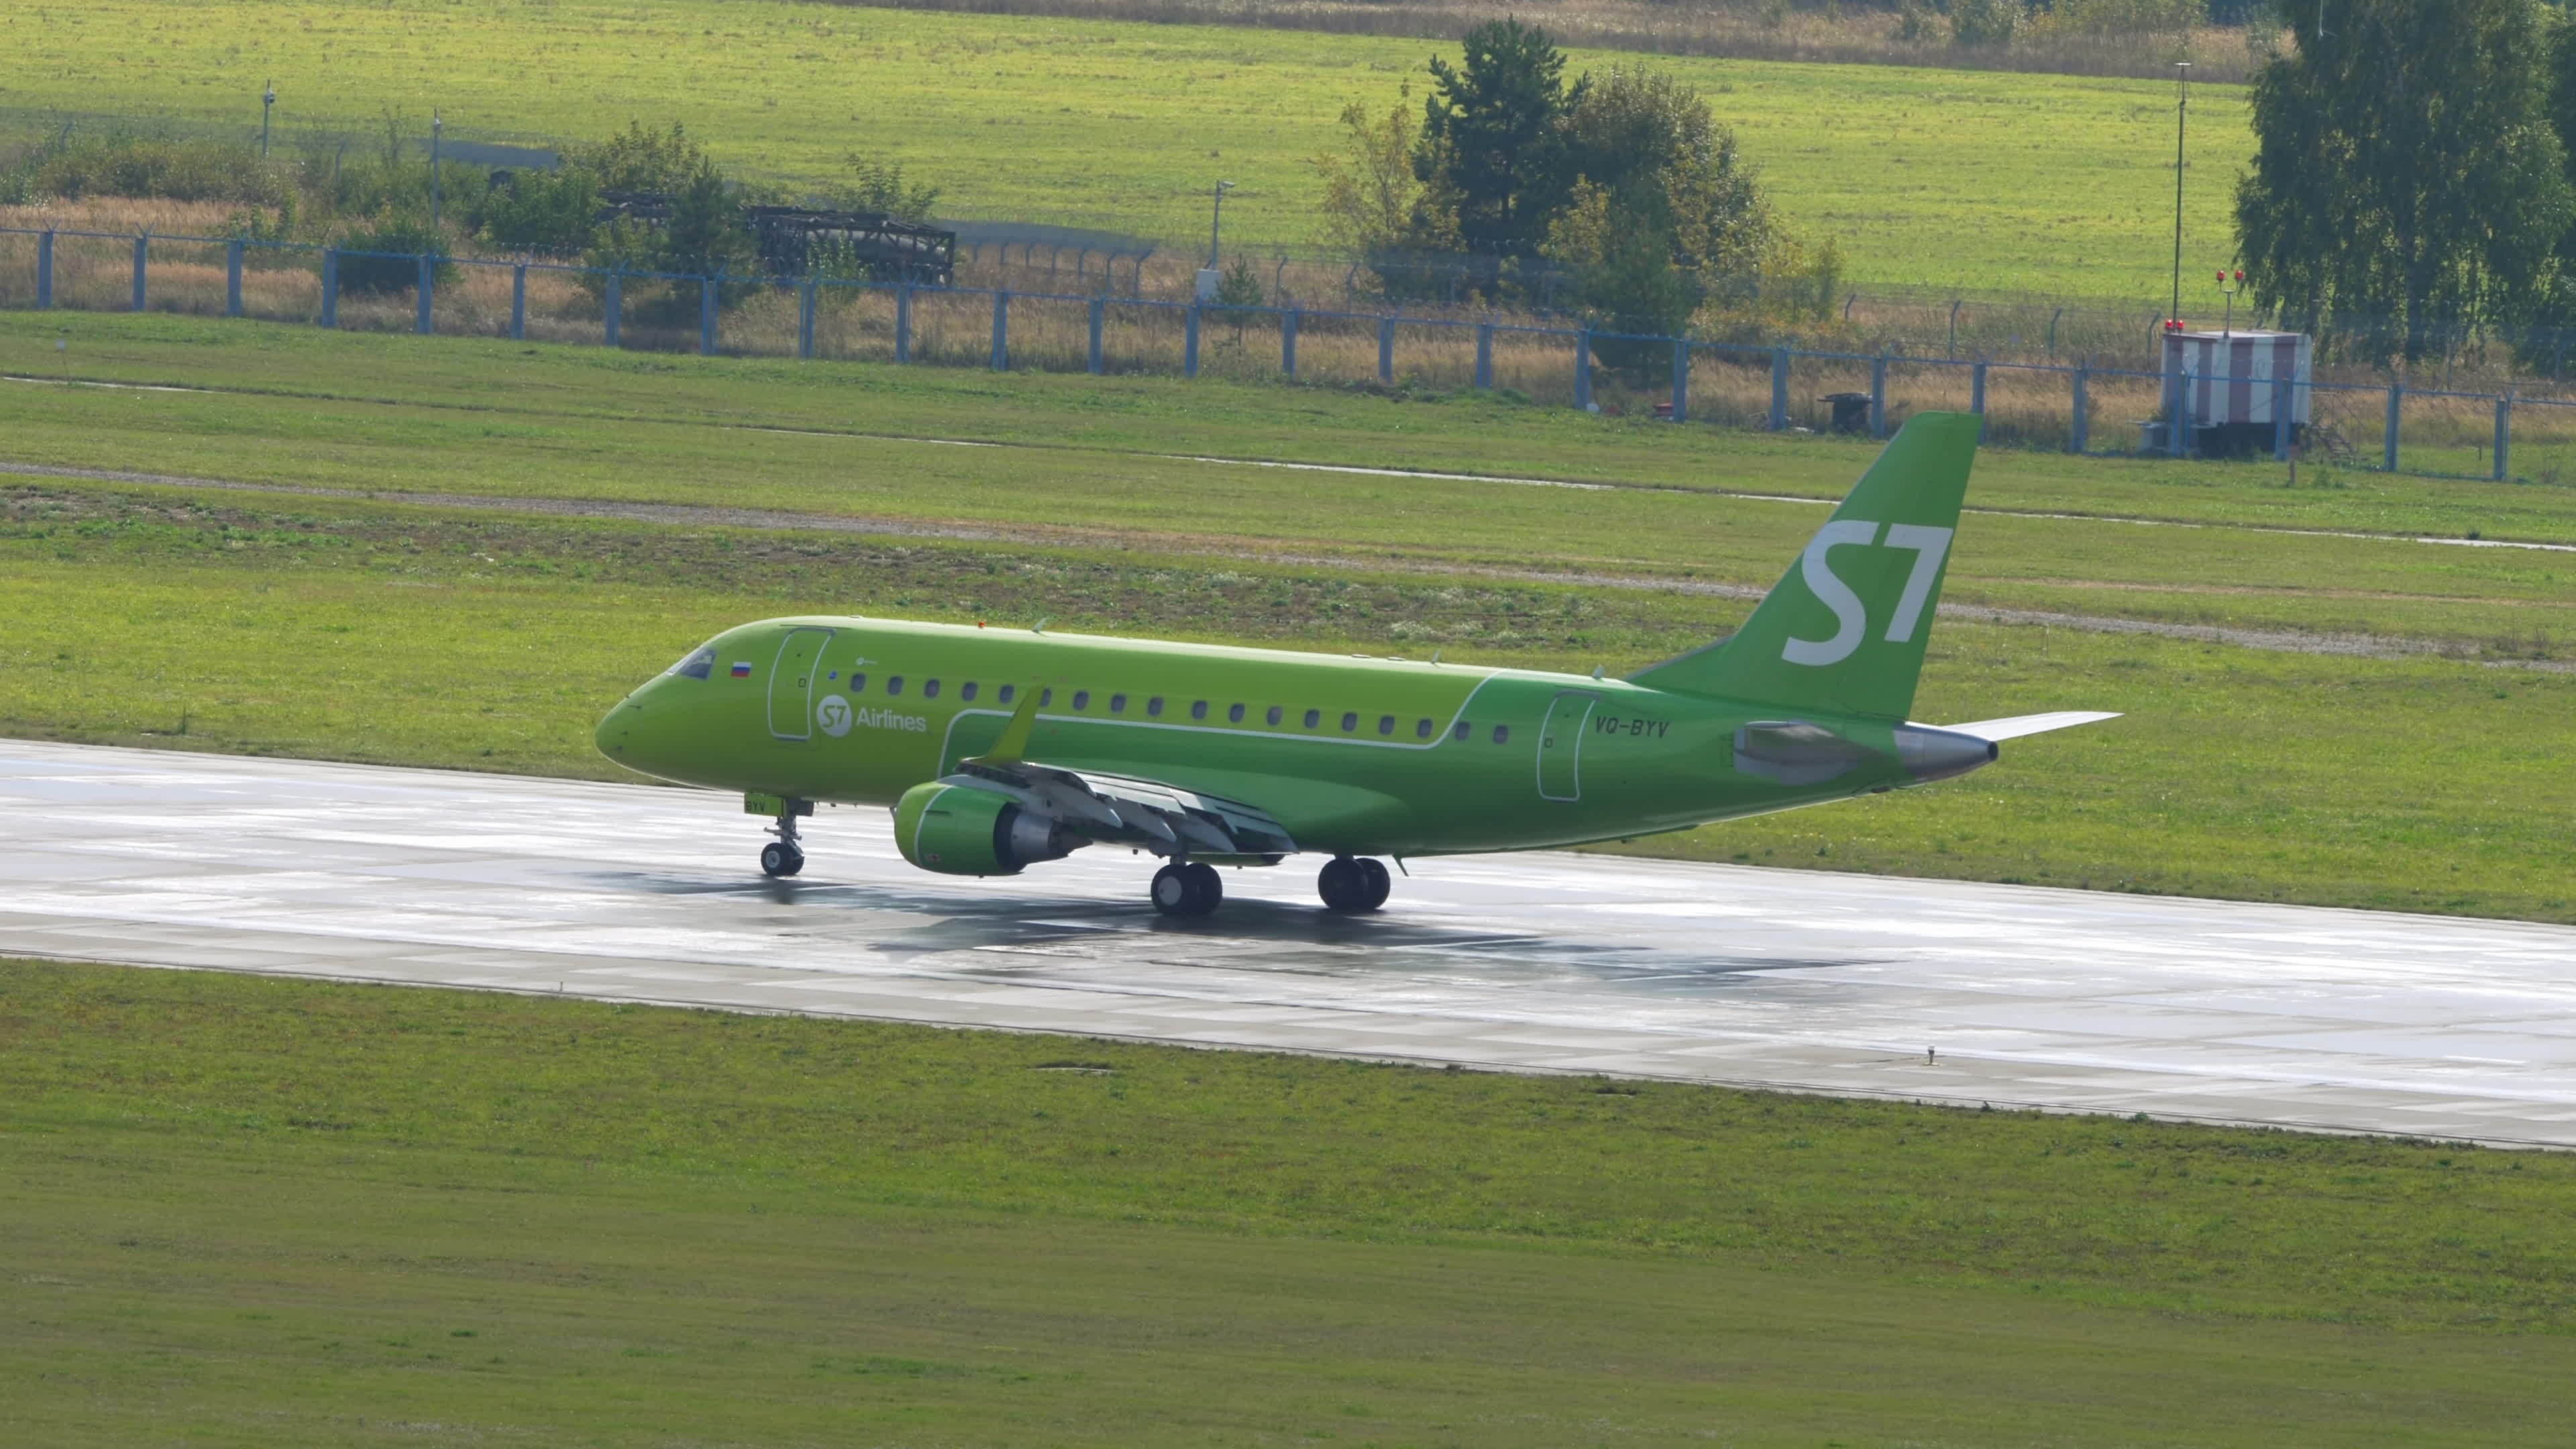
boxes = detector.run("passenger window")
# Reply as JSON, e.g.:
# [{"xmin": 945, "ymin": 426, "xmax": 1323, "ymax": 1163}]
[
  {"xmin": 1146, "ymin": 696, "xmax": 1164, "ymax": 716},
  {"xmin": 1109, "ymin": 692, "xmax": 1128, "ymax": 713},
  {"xmin": 887, "ymin": 676, "xmax": 905, "ymax": 696},
  {"xmin": 1491, "ymin": 724, "xmax": 1511, "ymax": 745},
  {"xmin": 997, "ymin": 684, "xmax": 1015, "ymax": 704},
  {"xmin": 1377, "ymin": 715, "xmax": 1396, "ymax": 736},
  {"xmin": 961, "ymin": 682, "xmax": 979, "ymax": 702},
  {"xmin": 667, "ymin": 646, "xmax": 715, "ymax": 680},
  {"xmin": 924, "ymin": 679, "xmax": 942, "ymax": 699},
  {"xmin": 1191, "ymin": 700, "xmax": 1209, "ymax": 720},
  {"xmin": 1228, "ymin": 703, "xmax": 1246, "ymax": 724},
  {"xmin": 1452, "ymin": 720, "xmax": 1469, "ymax": 741},
  {"xmin": 1304, "ymin": 708, "xmax": 1321, "ymax": 729},
  {"xmin": 1038, "ymin": 687, "xmax": 1052, "ymax": 706},
  {"xmin": 1072, "ymin": 690, "xmax": 1091, "ymax": 711},
  {"xmin": 1267, "ymin": 706, "xmax": 1283, "ymax": 727},
  {"xmin": 1341, "ymin": 712, "xmax": 1358, "ymax": 733},
  {"xmin": 1415, "ymin": 718, "xmax": 1434, "ymax": 739},
  {"xmin": 850, "ymin": 673, "xmax": 868, "ymax": 694}
]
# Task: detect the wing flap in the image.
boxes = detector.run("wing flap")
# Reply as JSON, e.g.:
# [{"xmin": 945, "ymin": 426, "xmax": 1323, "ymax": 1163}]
[{"xmin": 945, "ymin": 759, "xmax": 1297, "ymax": 858}]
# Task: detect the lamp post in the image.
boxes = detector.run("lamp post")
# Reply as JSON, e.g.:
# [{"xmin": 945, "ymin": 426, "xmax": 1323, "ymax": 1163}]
[
  {"xmin": 1208, "ymin": 179, "xmax": 1235, "ymax": 269},
  {"xmin": 2215, "ymin": 268, "xmax": 2243, "ymax": 337},
  {"xmin": 430, "ymin": 110, "xmax": 445, "ymax": 234},
  {"xmin": 2170, "ymin": 62, "xmax": 2190, "ymax": 329},
  {"xmin": 261, "ymin": 81, "xmax": 275, "ymax": 159}
]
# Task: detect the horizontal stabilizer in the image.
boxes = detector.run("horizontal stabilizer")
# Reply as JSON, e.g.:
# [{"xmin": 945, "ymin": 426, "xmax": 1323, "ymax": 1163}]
[{"xmin": 1931, "ymin": 710, "xmax": 2121, "ymax": 743}]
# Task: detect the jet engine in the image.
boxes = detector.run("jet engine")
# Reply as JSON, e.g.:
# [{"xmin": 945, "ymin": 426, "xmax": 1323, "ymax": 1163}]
[{"xmin": 893, "ymin": 782, "xmax": 1083, "ymax": 877}]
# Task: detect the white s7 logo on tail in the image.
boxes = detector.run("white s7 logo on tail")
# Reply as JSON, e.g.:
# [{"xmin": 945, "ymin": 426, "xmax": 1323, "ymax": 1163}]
[{"xmin": 1781, "ymin": 522, "xmax": 1953, "ymax": 667}]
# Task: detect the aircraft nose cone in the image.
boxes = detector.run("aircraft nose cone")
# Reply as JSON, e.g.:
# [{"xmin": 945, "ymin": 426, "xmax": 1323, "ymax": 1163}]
[{"xmin": 596, "ymin": 697, "xmax": 642, "ymax": 764}]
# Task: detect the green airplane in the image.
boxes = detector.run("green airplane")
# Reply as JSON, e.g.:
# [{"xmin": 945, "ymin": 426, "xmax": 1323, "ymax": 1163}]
[{"xmin": 596, "ymin": 412, "xmax": 2114, "ymax": 916}]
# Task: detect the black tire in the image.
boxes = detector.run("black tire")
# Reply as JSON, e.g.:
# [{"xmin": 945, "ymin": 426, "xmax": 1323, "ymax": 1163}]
[
  {"xmin": 1355, "ymin": 857, "xmax": 1391, "ymax": 910},
  {"xmin": 1318, "ymin": 857, "xmax": 1369, "ymax": 913},
  {"xmin": 1183, "ymin": 862, "xmax": 1224, "ymax": 914},
  {"xmin": 1151, "ymin": 862, "xmax": 1195, "ymax": 916},
  {"xmin": 760, "ymin": 841, "xmax": 804, "ymax": 878}
]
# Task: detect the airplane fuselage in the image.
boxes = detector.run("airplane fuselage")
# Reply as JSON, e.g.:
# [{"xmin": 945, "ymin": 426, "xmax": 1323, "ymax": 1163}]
[{"xmin": 599, "ymin": 615, "xmax": 1984, "ymax": 859}]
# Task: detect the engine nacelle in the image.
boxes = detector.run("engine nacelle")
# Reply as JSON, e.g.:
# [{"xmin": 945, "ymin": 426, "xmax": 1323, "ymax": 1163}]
[{"xmin": 893, "ymin": 782, "xmax": 1081, "ymax": 877}]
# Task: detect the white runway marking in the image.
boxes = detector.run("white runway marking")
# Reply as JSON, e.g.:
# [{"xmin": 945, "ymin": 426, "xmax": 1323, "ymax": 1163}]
[{"xmin": 3, "ymin": 740, "xmax": 2573, "ymax": 1145}]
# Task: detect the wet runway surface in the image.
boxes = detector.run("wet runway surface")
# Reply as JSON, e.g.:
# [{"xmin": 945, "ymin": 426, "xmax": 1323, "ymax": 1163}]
[{"xmin": 5, "ymin": 740, "xmax": 2574, "ymax": 1145}]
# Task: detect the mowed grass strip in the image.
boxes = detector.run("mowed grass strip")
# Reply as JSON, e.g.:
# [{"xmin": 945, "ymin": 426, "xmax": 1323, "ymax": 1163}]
[
  {"xmin": 3, "ymin": 490, "xmax": 2569, "ymax": 923},
  {"xmin": 13, "ymin": 312, "xmax": 2573, "ymax": 545},
  {"xmin": 5, "ymin": 0, "xmax": 2251, "ymax": 294},
  {"xmin": 4, "ymin": 960, "xmax": 2575, "ymax": 1447}
]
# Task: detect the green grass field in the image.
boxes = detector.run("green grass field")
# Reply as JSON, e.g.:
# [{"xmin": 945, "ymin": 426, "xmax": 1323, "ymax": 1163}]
[
  {"xmin": 3, "ymin": 0, "xmax": 2251, "ymax": 296},
  {"xmin": 7, "ymin": 958, "xmax": 2576, "ymax": 1446}
]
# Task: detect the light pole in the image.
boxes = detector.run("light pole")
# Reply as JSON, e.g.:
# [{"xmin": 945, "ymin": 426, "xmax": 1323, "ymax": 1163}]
[
  {"xmin": 430, "ymin": 110, "xmax": 445, "ymax": 234},
  {"xmin": 261, "ymin": 81, "xmax": 275, "ymax": 160},
  {"xmin": 2215, "ymin": 267, "xmax": 2243, "ymax": 337},
  {"xmin": 1208, "ymin": 179, "xmax": 1235, "ymax": 269},
  {"xmin": 2170, "ymin": 62, "xmax": 2190, "ymax": 329}
]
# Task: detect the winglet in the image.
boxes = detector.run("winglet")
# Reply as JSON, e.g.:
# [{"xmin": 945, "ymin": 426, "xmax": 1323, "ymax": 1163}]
[{"xmin": 970, "ymin": 684, "xmax": 1044, "ymax": 765}]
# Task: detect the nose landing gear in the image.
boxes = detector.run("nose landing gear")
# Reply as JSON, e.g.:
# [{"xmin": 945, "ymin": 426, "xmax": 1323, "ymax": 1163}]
[
  {"xmin": 1150, "ymin": 860, "xmax": 1223, "ymax": 918},
  {"xmin": 756, "ymin": 795, "xmax": 812, "ymax": 878},
  {"xmin": 1318, "ymin": 855, "xmax": 1390, "ymax": 913}
]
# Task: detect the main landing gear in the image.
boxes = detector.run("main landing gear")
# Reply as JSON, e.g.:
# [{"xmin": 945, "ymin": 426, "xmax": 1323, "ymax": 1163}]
[
  {"xmin": 1318, "ymin": 855, "xmax": 1391, "ymax": 914},
  {"xmin": 1150, "ymin": 861, "xmax": 1224, "ymax": 918},
  {"xmin": 759, "ymin": 797, "xmax": 812, "ymax": 878}
]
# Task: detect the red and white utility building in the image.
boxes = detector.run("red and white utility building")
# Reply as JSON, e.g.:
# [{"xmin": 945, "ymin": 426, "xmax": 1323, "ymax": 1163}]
[{"xmin": 2162, "ymin": 328, "xmax": 2312, "ymax": 429}]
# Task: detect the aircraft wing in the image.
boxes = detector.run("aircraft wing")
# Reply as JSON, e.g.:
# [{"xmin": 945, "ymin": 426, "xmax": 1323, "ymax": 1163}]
[
  {"xmin": 948, "ymin": 758, "xmax": 1299, "ymax": 859},
  {"xmin": 1929, "ymin": 710, "xmax": 2123, "ymax": 743}
]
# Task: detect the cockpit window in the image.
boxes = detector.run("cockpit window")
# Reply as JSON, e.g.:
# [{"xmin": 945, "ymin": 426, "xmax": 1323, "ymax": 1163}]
[{"xmin": 667, "ymin": 646, "xmax": 716, "ymax": 680}]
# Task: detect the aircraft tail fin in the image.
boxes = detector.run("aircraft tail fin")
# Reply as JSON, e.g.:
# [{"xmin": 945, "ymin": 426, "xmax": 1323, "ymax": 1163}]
[{"xmin": 1629, "ymin": 412, "xmax": 1981, "ymax": 720}]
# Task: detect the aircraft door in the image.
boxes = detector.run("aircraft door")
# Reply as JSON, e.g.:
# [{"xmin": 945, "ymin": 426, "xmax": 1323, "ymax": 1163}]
[
  {"xmin": 1538, "ymin": 691, "xmax": 1597, "ymax": 802},
  {"xmin": 766, "ymin": 628, "xmax": 834, "ymax": 740}
]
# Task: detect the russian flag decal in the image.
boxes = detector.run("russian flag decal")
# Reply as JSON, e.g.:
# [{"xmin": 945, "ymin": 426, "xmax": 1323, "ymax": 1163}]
[{"xmin": 731, "ymin": 661, "xmax": 753, "ymax": 678}]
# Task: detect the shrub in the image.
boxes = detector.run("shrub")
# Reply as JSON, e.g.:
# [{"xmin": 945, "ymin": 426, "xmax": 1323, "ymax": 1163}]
[
  {"xmin": 334, "ymin": 220, "xmax": 453, "ymax": 295},
  {"xmin": 8, "ymin": 130, "xmax": 288, "ymax": 207},
  {"xmin": 1950, "ymin": 0, "xmax": 2027, "ymax": 46}
]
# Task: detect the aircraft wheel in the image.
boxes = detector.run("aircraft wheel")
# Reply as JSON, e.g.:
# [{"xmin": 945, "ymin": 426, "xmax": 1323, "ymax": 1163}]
[
  {"xmin": 1318, "ymin": 857, "xmax": 1376, "ymax": 914},
  {"xmin": 1183, "ymin": 862, "xmax": 1224, "ymax": 914},
  {"xmin": 1355, "ymin": 857, "xmax": 1391, "ymax": 910},
  {"xmin": 1152, "ymin": 862, "xmax": 1218, "ymax": 918},
  {"xmin": 760, "ymin": 841, "xmax": 805, "ymax": 878}
]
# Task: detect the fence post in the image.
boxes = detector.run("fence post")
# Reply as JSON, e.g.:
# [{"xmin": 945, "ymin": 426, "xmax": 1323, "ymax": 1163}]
[
  {"xmin": 2070, "ymin": 365, "xmax": 2090, "ymax": 453},
  {"xmin": 1185, "ymin": 305, "xmax": 1201, "ymax": 378},
  {"xmin": 512, "ymin": 264, "xmax": 529, "ymax": 341},
  {"xmin": 2495, "ymin": 392, "xmax": 2512, "ymax": 482},
  {"xmin": 2271, "ymin": 371, "xmax": 2292, "ymax": 462},
  {"xmin": 1668, "ymin": 339, "xmax": 1689, "ymax": 424},
  {"xmin": 36, "ymin": 231, "xmax": 52, "ymax": 309},
  {"xmin": 225, "ymin": 239, "xmax": 244, "ymax": 317},
  {"xmin": 1574, "ymin": 327, "xmax": 1593, "ymax": 411},
  {"xmin": 131, "ymin": 234, "xmax": 148, "ymax": 313},
  {"xmin": 990, "ymin": 290, "xmax": 1010, "ymax": 370},
  {"xmin": 2384, "ymin": 383, "xmax": 2402, "ymax": 472},
  {"xmin": 2171, "ymin": 369, "xmax": 2189, "ymax": 458},
  {"xmin": 1970, "ymin": 360, "xmax": 1988, "ymax": 419},
  {"xmin": 1283, "ymin": 308, "xmax": 1298, "ymax": 378},
  {"xmin": 699, "ymin": 276, "xmax": 718, "ymax": 356},
  {"xmin": 798, "ymin": 278, "xmax": 816, "ymax": 359},
  {"xmin": 1770, "ymin": 345, "xmax": 1790, "ymax": 430},
  {"xmin": 896, "ymin": 285, "xmax": 912, "ymax": 363},
  {"xmin": 319, "ymin": 250, "xmax": 337, "ymax": 328},
  {"xmin": 1377, "ymin": 316, "xmax": 1395, "ymax": 385},
  {"xmin": 1868, "ymin": 354, "xmax": 1888, "ymax": 439},
  {"xmin": 415, "ymin": 255, "xmax": 434, "ymax": 335},
  {"xmin": 604, "ymin": 271, "xmax": 623, "ymax": 348},
  {"xmin": 1476, "ymin": 321, "xmax": 1495, "ymax": 390},
  {"xmin": 1087, "ymin": 297, "xmax": 1104, "ymax": 374}
]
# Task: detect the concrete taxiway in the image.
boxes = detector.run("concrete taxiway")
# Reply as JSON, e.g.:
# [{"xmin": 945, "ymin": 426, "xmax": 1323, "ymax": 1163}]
[{"xmin": 4, "ymin": 739, "xmax": 2573, "ymax": 1146}]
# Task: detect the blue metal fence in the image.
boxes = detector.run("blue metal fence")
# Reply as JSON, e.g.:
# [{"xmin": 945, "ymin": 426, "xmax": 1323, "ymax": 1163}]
[{"xmin": 3, "ymin": 224, "xmax": 2562, "ymax": 484}]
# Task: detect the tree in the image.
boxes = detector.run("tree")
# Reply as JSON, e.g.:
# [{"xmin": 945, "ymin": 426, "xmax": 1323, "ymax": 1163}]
[
  {"xmin": 478, "ymin": 166, "xmax": 601, "ymax": 256},
  {"xmin": 2236, "ymin": 0, "xmax": 2573, "ymax": 364},
  {"xmin": 1562, "ymin": 66, "xmax": 1774, "ymax": 285},
  {"xmin": 840, "ymin": 158, "xmax": 941, "ymax": 221},
  {"xmin": 659, "ymin": 158, "xmax": 756, "ymax": 281},
  {"xmin": 570, "ymin": 120, "xmax": 708, "ymax": 196},
  {"xmin": 1416, "ymin": 19, "xmax": 1579, "ymax": 260}
]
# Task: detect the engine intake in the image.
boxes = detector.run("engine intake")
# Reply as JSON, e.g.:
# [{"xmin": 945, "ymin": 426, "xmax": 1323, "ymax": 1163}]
[{"xmin": 894, "ymin": 782, "xmax": 1082, "ymax": 876}]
